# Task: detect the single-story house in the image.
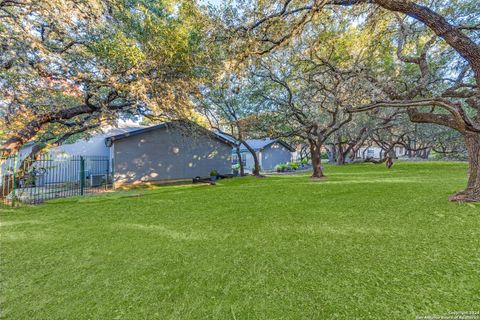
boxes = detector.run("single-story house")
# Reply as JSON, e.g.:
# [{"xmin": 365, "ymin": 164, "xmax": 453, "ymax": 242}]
[
  {"xmin": 215, "ymin": 133, "xmax": 294, "ymax": 171},
  {"xmin": 13, "ymin": 121, "xmax": 233, "ymax": 188},
  {"xmin": 238, "ymin": 139, "xmax": 294, "ymax": 171},
  {"xmin": 8, "ymin": 125, "xmax": 149, "ymax": 186},
  {"xmin": 105, "ymin": 121, "xmax": 233, "ymax": 186}
]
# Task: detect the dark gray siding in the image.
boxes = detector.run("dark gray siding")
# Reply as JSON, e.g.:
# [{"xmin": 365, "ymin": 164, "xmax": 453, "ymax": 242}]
[
  {"xmin": 113, "ymin": 126, "xmax": 231, "ymax": 185},
  {"xmin": 261, "ymin": 143, "xmax": 292, "ymax": 170}
]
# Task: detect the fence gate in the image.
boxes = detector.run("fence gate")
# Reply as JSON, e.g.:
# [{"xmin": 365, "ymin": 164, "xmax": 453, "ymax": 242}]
[{"xmin": 0, "ymin": 155, "xmax": 112, "ymax": 207}]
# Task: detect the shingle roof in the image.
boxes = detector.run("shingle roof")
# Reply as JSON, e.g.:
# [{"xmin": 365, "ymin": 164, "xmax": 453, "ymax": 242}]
[
  {"xmin": 214, "ymin": 131, "xmax": 238, "ymax": 145},
  {"xmin": 103, "ymin": 126, "xmax": 147, "ymax": 136},
  {"xmin": 244, "ymin": 139, "xmax": 294, "ymax": 152},
  {"xmin": 105, "ymin": 121, "xmax": 233, "ymax": 147},
  {"xmin": 240, "ymin": 139, "xmax": 279, "ymax": 151},
  {"xmin": 205, "ymin": 130, "xmax": 296, "ymax": 152},
  {"xmin": 215, "ymin": 132, "xmax": 294, "ymax": 152},
  {"xmin": 105, "ymin": 123, "xmax": 169, "ymax": 144}
]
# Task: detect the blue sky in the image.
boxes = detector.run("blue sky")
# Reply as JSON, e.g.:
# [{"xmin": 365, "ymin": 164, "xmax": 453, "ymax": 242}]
[{"xmin": 200, "ymin": 0, "xmax": 223, "ymax": 7}]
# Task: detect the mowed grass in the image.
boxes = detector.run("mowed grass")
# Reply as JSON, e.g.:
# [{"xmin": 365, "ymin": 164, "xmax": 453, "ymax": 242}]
[{"xmin": 1, "ymin": 162, "xmax": 479, "ymax": 319}]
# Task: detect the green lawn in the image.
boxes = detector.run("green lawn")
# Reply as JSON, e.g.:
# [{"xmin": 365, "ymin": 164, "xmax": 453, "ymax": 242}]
[{"xmin": 1, "ymin": 162, "xmax": 479, "ymax": 319}]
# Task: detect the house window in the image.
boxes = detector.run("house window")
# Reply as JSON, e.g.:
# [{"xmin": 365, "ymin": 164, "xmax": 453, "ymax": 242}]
[{"xmin": 232, "ymin": 153, "xmax": 247, "ymax": 166}]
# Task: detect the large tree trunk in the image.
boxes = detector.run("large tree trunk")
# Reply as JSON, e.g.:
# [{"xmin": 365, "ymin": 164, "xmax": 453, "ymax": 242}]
[
  {"xmin": 326, "ymin": 144, "xmax": 336, "ymax": 164},
  {"xmin": 310, "ymin": 141, "xmax": 325, "ymax": 178},
  {"xmin": 362, "ymin": 145, "xmax": 370, "ymax": 159},
  {"xmin": 336, "ymin": 141, "xmax": 346, "ymax": 165},
  {"xmin": 239, "ymin": 139, "xmax": 261, "ymax": 177},
  {"xmin": 449, "ymin": 133, "xmax": 480, "ymax": 202},
  {"xmin": 0, "ymin": 104, "xmax": 98, "ymax": 156},
  {"xmin": 299, "ymin": 144, "xmax": 309, "ymax": 162},
  {"xmin": 235, "ymin": 145, "xmax": 245, "ymax": 176},
  {"xmin": 349, "ymin": 145, "xmax": 359, "ymax": 162},
  {"xmin": 0, "ymin": 99, "xmax": 126, "ymax": 157},
  {"xmin": 0, "ymin": 144, "xmax": 43, "ymax": 200},
  {"xmin": 0, "ymin": 125, "xmax": 97, "ymax": 200}
]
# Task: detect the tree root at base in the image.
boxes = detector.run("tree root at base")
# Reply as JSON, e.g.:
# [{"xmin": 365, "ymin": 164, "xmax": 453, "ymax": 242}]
[
  {"xmin": 449, "ymin": 188, "xmax": 480, "ymax": 203},
  {"xmin": 310, "ymin": 175, "xmax": 328, "ymax": 181}
]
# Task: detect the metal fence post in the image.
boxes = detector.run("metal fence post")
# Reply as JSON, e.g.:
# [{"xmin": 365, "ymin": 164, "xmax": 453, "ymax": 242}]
[
  {"xmin": 111, "ymin": 158, "xmax": 115, "ymax": 190},
  {"xmin": 80, "ymin": 156, "xmax": 85, "ymax": 196},
  {"xmin": 105, "ymin": 158, "xmax": 109, "ymax": 191},
  {"xmin": 0, "ymin": 157, "xmax": 4, "ymax": 207},
  {"xmin": 11, "ymin": 154, "xmax": 18, "ymax": 207}
]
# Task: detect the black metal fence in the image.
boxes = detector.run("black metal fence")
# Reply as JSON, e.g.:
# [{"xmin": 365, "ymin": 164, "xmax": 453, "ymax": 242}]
[{"xmin": 0, "ymin": 155, "xmax": 112, "ymax": 207}]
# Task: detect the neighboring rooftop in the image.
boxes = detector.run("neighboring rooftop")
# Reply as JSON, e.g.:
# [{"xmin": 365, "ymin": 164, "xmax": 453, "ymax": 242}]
[
  {"xmin": 215, "ymin": 131, "xmax": 294, "ymax": 152},
  {"xmin": 240, "ymin": 139, "xmax": 295, "ymax": 152}
]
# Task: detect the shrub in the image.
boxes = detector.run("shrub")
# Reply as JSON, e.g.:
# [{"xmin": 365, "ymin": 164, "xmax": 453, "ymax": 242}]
[
  {"xmin": 275, "ymin": 163, "xmax": 287, "ymax": 172},
  {"xmin": 288, "ymin": 162, "xmax": 299, "ymax": 170},
  {"xmin": 300, "ymin": 159, "xmax": 309, "ymax": 165},
  {"xmin": 232, "ymin": 164, "xmax": 240, "ymax": 176},
  {"xmin": 210, "ymin": 169, "xmax": 218, "ymax": 177}
]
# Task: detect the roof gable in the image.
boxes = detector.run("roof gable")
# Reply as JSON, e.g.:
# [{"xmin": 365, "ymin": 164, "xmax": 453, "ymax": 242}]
[
  {"xmin": 105, "ymin": 121, "xmax": 233, "ymax": 147},
  {"xmin": 193, "ymin": 130, "xmax": 295, "ymax": 152},
  {"xmin": 240, "ymin": 139, "xmax": 294, "ymax": 152}
]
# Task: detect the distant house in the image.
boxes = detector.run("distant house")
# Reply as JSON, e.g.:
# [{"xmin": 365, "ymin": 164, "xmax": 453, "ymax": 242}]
[
  {"xmin": 53, "ymin": 126, "xmax": 145, "ymax": 157},
  {"xmin": 2, "ymin": 128, "xmax": 138, "ymax": 187},
  {"xmin": 105, "ymin": 121, "xmax": 233, "ymax": 186},
  {"xmin": 17, "ymin": 125, "xmax": 145, "ymax": 159},
  {"xmin": 356, "ymin": 146, "xmax": 406, "ymax": 159},
  {"xmin": 232, "ymin": 138, "xmax": 294, "ymax": 171}
]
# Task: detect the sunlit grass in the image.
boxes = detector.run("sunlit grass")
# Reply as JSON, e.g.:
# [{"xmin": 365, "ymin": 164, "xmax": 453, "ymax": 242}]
[{"xmin": 1, "ymin": 161, "xmax": 479, "ymax": 319}]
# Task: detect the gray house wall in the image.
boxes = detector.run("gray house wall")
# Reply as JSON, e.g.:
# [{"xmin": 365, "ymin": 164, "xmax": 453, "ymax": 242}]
[
  {"xmin": 112, "ymin": 126, "xmax": 232, "ymax": 186},
  {"xmin": 54, "ymin": 134, "xmax": 110, "ymax": 157},
  {"xmin": 261, "ymin": 142, "xmax": 292, "ymax": 170},
  {"xmin": 50, "ymin": 126, "xmax": 145, "ymax": 157},
  {"xmin": 243, "ymin": 151, "xmax": 256, "ymax": 171},
  {"xmin": 8, "ymin": 127, "xmax": 141, "ymax": 186},
  {"xmin": 240, "ymin": 142, "xmax": 292, "ymax": 171}
]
